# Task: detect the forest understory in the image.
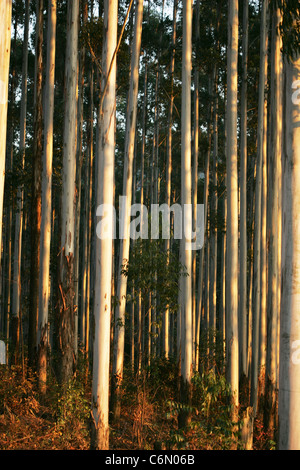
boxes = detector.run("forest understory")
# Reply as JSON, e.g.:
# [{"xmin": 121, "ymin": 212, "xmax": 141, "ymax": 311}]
[{"xmin": 0, "ymin": 346, "xmax": 275, "ymax": 451}]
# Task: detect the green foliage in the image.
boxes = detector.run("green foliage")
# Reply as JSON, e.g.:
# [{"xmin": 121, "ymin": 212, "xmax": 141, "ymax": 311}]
[{"xmin": 120, "ymin": 238, "xmax": 186, "ymax": 316}]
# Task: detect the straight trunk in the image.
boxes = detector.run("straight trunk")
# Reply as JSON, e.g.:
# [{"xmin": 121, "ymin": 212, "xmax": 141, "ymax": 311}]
[
  {"xmin": 0, "ymin": 0, "xmax": 13, "ymax": 286},
  {"xmin": 239, "ymin": 0, "xmax": 248, "ymax": 381},
  {"xmin": 11, "ymin": 0, "xmax": 30, "ymax": 364},
  {"xmin": 278, "ymin": 48, "xmax": 300, "ymax": 451},
  {"xmin": 226, "ymin": 0, "xmax": 239, "ymax": 421},
  {"xmin": 56, "ymin": 0, "xmax": 79, "ymax": 384},
  {"xmin": 91, "ymin": 0, "xmax": 118, "ymax": 449},
  {"xmin": 28, "ymin": 0, "xmax": 44, "ymax": 367},
  {"xmin": 264, "ymin": 7, "xmax": 282, "ymax": 431},
  {"xmin": 164, "ymin": 0, "xmax": 178, "ymax": 359},
  {"xmin": 111, "ymin": 0, "xmax": 143, "ymax": 421},
  {"xmin": 37, "ymin": 0, "xmax": 56, "ymax": 393},
  {"xmin": 178, "ymin": 0, "xmax": 193, "ymax": 429}
]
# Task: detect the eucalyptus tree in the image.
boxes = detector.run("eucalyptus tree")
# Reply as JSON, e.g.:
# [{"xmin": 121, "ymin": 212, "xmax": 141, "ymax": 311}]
[
  {"xmin": 37, "ymin": 0, "xmax": 57, "ymax": 393},
  {"xmin": 56, "ymin": 0, "xmax": 79, "ymax": 384},
  {"xmin": 278, "ymin": 35, "xmax": 300, "ymax": 453},
  {"xmin": 226, "ymin": 0, "xmax": 239, "ymax": 422},
  {"xmin": 11, "ymin": 0, "xmax": 30, "ymax": 364},
  {"xmin": 0, "ymin": 2, "xmax": 12, "ymax": 276},
  {"xmin": 178, "ymin": 0, "xmax": 193, "ymax": 429},
  {"xmin": 251, "ymin": 0, "xmax": 268, "ymax": 416},
  {"xmin": 265, "ymin": 4, "xmax": 283, "ymax": 431},
  {"xmin": 111, "ymin": 0, "xmax": 144, "ymax": 421},
  {"xmin": 28, "ymin": 0, "xmax": 44, "ymax": 367},
  {"xmin": 91, "ymin": 0, "xmax": 118, "ymax": 450}
]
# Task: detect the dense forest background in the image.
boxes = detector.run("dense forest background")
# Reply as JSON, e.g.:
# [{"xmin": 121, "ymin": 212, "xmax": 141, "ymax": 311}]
[{"xmin": 0, "ymin": 0, "xmax": 300, "ymax": 451}]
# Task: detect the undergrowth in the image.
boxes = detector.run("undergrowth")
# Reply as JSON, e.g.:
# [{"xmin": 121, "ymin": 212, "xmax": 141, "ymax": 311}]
[{"xmin": 0, "ymin": 352, "xmax": 275, "ymax": 450}]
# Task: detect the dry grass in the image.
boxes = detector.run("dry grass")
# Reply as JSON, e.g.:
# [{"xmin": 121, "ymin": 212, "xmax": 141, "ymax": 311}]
[{"xmin": 0, "ymin": 360, "xmax": 275, "ymax": 450}]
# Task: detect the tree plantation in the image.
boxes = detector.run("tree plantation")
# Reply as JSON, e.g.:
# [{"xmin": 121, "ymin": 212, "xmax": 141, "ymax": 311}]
[{"xmin": 0, "ymin": 0, "xmax": 299, "ymax": 452}]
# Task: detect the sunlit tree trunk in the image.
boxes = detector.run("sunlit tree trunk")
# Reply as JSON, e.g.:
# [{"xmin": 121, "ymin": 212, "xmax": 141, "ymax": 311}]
[
  {"xmin": 28, "ymin": 0, "xmax": 44, "ymax": 367},
  {"xmin": 0, "ymin": 0, "xmax": 12, "ymax": 286},
  {"xmin": 91, "ymin": 0, "xmax": 118, "ymax": 449},
  {"xmin": 226, "ymin": 0, "xmax": 239, "ymax": 424},
  {"xmin": 278, "ymin": 47, "xmax": 300, "ymax": 451},
  {"xmin": 56, "ymin": 0, "xmax": 79, "ymax": 384},
  {"xmin": 265, "ymin": 6, "xmax": 282, "ymax": 432},
  {"xmin": 178, "ymin": 0, "xmax": 193, "ymax": 429},
  {"xmin": 37, "ymin": 0, "xmax": 56, "ymax": 393},
  {"xmin": 111, "ymin": 0, "xmax": 143, "ymax": 421}
]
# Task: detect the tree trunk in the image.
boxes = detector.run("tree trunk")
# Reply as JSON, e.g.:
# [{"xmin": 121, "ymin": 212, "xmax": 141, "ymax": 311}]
[
  {"xmin": 28, "ymin": 0, "xmax": 44, "ymax": 368},
  {"xmin": 56, "ymin": 0, "xmax": 79, "ymax": 384},
  {"xmin": 164, "ymin": 0, "xmax": 178, "ymax": 360},
  {"xmin": 37, "ymin": 0, "xmax": 56, "ymax": 394},
  {"xmin": 0, "ymin": 0, "xmax": 12, "ymax": 287},
  {"xmin": 11, "ymin": 0, "xmax": 30, "ymax": 365},
  {"xmin": 239, "ymin": 0, "xmax": 248, "ymax": 382},
  {"xmin": 91, "ymin": 0, "xmax": 118, "ymax": 450},
  {"xmin": 250, "ymin": 0, "xmax": 268, "ymax": 415},
  {"xmin": 111, "ymin": 0, "xmax": 143, "ymax": 421},
  {"xmin": 264, "ymin": 6, "xmax": 282, "ymax": 432},
  {"xmin": 226, "ymin": 0, "xmax": 239, "ymax": 424},
  {"xmin": 178, "ymin": 0, "xmax": 193, "ymax": 429},
  {"xmin": 278, "ymin": 47, "xmax": 300, "ymax": 451}
]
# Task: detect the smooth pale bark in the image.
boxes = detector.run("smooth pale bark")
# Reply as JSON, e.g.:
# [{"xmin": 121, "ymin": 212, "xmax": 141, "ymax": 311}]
[
  {"xmin": 91, "ymin": 0, "xmax": 118, "ymax": 450},
  {"xmin": 265, "ymin": 7, "xmax": 282, "ymax": 431},
  {"xmin": 28, "ymin": 0, "xmax": 43, "ymax": 367},
  {"xmin": 11, "ymin": 0, "xmax": 30, "ymax": 364},
  {"xmin": 278, "ymin": 51, "xmax": 300, "ymax": 451},
  {"xmin": 226, "ymin": 0, "xmax": 239, "ymax": 419},
  {"xmin": 179, "ymin": 0, "xmax": 193, "ymax": 429},
  {"xmin": 111, "ymin": 0, "xmax": 143, "ymax": 421},
  {"xmin": 57, "ymin": 0, "xmax": 79, "ymax": 384},
  {"xmin": 0, "ymin": 0, "xmax": 12, "ymax": 284},
  {"xmin": 239, "ymin": 0, "xmax": 248, "ymax": 381},
  {"xmin": 37, "ymin": 0, "xmax": 56, "ymax": 393},
  {"xmin": 250, "ymin": 0, "xmax": 268, "ymax": 414}
]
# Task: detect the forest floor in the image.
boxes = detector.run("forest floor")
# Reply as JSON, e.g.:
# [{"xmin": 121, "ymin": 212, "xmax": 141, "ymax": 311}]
[{"xmin": 0, "ymin": 356, "xmax": 276, "ymax": 451}]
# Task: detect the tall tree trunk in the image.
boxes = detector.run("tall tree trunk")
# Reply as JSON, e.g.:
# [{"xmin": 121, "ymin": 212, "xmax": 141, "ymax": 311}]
[
  {"xmin": 11, "ymin": 0, "xmax": 30, "ymax": 365},
  {"xmin": 164, "ymin": 0, "xmax": 178, "ymax": 359},
  {"xmin": 0, "ymin": 0, "xmax": 12, "ymax": 288},
  {"xmin": 75, "ymin": 0, "xmax": 88, "ymax": 354},
  {"xmin": 111, "ymin": 0, "xmax": 143, "ymax": 421},
  {"xmin": 91, "ymin": 0, "xmax": 118, "ymax": 449},
  {"xmin": 264, "ymin": 6, "xmax": 282, "ymax": 432},
  {"xmin": 178, "ymin": 0, "xmax": 193, "ymax": 429},
  {"xmin": 250, "ymin": 0, "xmax": 268, "ymax": 415},
  {"xmin": 37, "ymin": 0, "xmax": 56, "ymax": 394},
  {"xmin": 239, "ymin": 0, "xmax": 248, "ymax": 383},
  {"xmin": 226, "ymin": 0, "xmax": 239, "ymax": 424},
  {"xmin": 28, "ymin": 0, "xmax": 44, "ymax": 368},
  {"xmin": 56, "ymin": 0, "xmax": 79, "ymax": 384},
  {"xmin": 278, "ymin": 46, "xmax": 300, "ymax": 451}
]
